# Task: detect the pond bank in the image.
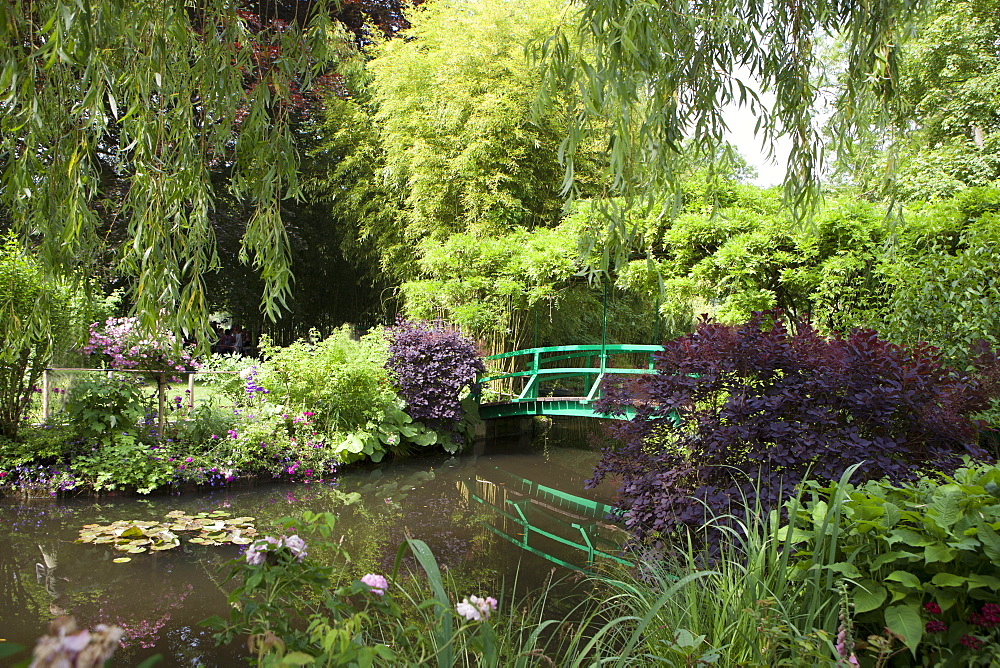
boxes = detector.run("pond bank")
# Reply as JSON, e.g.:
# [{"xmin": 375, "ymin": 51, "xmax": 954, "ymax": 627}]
[{"xmin": 0, "ymin": 419, "xmax": 620, "ymax": 665}]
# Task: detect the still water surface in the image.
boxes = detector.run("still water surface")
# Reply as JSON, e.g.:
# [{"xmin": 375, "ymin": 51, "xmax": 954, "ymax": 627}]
[{"xmin": 0, "ymin": 420, "xmax": 621, "ymax": 665}]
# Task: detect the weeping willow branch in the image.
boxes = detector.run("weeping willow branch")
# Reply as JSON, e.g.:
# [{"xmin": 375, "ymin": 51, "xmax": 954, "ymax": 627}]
[
  {"xmin": 534, "ymin": 0, "xmax": 930, "ymax": 271},
  {"xmin": 0, "ymin": 0, "xmax": 341, "ymax": 337}
]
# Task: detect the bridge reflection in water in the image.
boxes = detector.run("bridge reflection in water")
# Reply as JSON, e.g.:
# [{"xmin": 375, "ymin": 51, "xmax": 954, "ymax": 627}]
[
  {"xmin": 476, "ymin": 345, "xmax": 660, "ymax": 420},
  {"xmin": 458, "ymin": 468, "xmax": 632, "ymax": 572}
]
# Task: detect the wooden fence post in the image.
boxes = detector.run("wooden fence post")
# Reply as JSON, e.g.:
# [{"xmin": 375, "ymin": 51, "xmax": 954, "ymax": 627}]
[{"xmin": 42, "ymin": 368, "xmax": 49, "ymax": 421}]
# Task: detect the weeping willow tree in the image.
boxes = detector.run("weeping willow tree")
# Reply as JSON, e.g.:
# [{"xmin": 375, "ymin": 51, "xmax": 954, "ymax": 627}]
[
  {"xmin": 536, "ymin": 0, "xmax": 932, "ymax": 267},
  {"xmin": 0, "ymin": 0, "xmax": 344, "ymax": 343}
]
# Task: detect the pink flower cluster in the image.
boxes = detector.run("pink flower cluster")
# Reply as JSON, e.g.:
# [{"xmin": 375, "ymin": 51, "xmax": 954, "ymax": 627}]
[
  {"xmin": 360, "ymin": 573, "xmax": 388, "ymax": 595},
  {"xmin": 31, "ymin": 616, "xmax": 124, "ymax": 666},
  {"xmin": 455, "ymin": 595, "xmax": 497, "ymax": 622},
  {"xmin": 245, "ymin": 535, "xmax": 307, "ymax": 565},
  {"xmin": 82, "ymin": 317, "xmax": 198, "ymax": 372}
]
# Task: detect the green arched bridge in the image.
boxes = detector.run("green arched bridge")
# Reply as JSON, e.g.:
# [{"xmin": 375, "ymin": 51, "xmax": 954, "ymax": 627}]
[{"xmin": 475, "ymin": 344, "xmax": 661, "ymax": 420}]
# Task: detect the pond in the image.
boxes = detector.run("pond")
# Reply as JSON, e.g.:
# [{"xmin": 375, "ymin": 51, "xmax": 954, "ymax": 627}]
[{"xmin": 0, "ymin": 418, "xmax": 624, "ymax": 665}]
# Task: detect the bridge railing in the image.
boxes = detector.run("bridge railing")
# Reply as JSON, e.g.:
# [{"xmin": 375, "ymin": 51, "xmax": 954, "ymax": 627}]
[{"xmin": 478, "ymin": 344, "xmax": 661, "ymax": 407}]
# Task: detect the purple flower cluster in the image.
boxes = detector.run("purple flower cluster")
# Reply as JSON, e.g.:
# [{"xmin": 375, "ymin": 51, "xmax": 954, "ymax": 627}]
[
  {"xmin": 82, "ymin": 316, "xmax": 199, "ymax": 373},
  {"xmin": 387, "ymin": 318, "xmax": 484, "ymax": 447},
  {"xmin": 969, "ymin": 603, "xmax": 1000, "ymax": 629},
  {"xmin": 241, "ymin": 366, "xmax": 270, "ymax": 397}
]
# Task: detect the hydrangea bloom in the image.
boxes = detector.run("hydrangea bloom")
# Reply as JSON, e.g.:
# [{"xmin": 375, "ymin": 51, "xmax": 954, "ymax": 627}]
[
  {"xmin": 360, "ymin": 573, "xmax": 388, "ymax": 595},
  {"xmin": 245, "ymin": 541, "xmax": 268, "ymax": 566},
  {"xmin": 246, "ymin": 536, "xmax": 285, "ymax": 565},
  {"xmin": 283, "ymin": 535, "xmax": 307, "ymax": 562},
  {"xmin": 455, "ymin": 595, "xmax": 497, "ymax": 621}
]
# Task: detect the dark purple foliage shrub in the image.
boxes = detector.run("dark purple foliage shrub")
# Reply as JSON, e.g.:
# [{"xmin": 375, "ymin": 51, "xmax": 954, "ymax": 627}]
[
  {"xmin": 591, "ymin": 311, "xmax": 991, "ymax": 541},
  {"xmin": 387, "ymin": 319, "xmax": 485, "ymax": 448}
]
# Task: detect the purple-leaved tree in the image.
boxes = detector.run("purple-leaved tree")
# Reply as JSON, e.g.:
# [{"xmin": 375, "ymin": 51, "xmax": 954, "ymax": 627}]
[{"xmin": 592, "ymin": 311, "xmax": 992, "ymax": 542}]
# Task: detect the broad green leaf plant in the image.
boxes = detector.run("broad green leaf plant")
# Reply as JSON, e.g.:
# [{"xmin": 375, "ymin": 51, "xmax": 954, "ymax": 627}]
[{"xmin": 785, "ymin": 462, "xmax": 1000, "ymax": 664}]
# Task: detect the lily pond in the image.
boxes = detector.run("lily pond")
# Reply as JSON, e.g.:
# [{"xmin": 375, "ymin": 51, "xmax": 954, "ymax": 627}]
[{"xmin": 0, "ymin": 419, "xmax": 623, "ymax": 665}]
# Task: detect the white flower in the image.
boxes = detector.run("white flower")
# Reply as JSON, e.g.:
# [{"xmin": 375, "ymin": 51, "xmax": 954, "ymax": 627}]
[
  {"xmin": 456, "ymin": 599, "xmax": 481, "ymax": 621},
  {"xmin": 283, "ymin": 535, "xmax": 307, "ymax": 562},
  {"xmin": 457, "ymin": 595, "xmax": 498, "ymax": 621}
]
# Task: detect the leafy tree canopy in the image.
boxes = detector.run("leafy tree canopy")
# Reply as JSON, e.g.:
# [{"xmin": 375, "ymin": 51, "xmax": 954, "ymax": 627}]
[{"xmin": 848, "ymin": 0, "xmax": 1000, "ymax": 199}]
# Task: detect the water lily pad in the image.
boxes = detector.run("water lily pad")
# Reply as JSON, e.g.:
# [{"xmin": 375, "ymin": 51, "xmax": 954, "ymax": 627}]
[
  {"xmin": 78, "ymin": 510, "xmax": 257, "ymax": 556},
  {"xmin": 112, "ymin": 557, "xmax": 132, "ymax": 563}
]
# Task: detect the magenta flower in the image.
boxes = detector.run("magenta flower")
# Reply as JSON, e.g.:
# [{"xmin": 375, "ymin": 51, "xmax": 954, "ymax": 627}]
[
  {"xmin": 923, "ymin": 602, "xmax": 942, "ymax": 615},
  {"xmin": 360, "ymin": 573, "xmax": 388, "ymax": 595},
  {"xmin": 925, "ymin": 620, "xmax": 948, "ymax": 633}
]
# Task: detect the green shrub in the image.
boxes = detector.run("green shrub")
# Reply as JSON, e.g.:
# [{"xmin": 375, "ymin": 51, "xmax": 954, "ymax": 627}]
[
  {"xmin": 0, "ymin": 239, "xmax": 76, "ymax": 439},
  {"xmin": 254, "ymin": 327, "xmax": 441, "ymax": 464},
  {"xmin": 63, "ymin": 373, "xmax": 150, "ymax": 445},
  {"xmin": 784, "ymin": 462, "xmax": 1000, "ymax": 663},
  {"xmin": 258, "ymin": 327, "xmax": 395, "ymax": 431},
  {"xmin": 68, "ymin": 435, "xmax": 177, "ymax": 493}
]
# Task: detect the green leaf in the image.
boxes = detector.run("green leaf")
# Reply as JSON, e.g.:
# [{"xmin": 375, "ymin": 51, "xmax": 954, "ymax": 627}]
[
  {"xmin": 826, "ymin": 562, "xmax": 863, "ymax": 578},
  {"xmin": 870, "ymin": 550, "xmax": 919, "ymax": 570},
  {"xmin": 280, "ymin": 652, "xmax": 319, "ymax": 666},
  {"xmin": 883, "ymin": 604, "xmax": 923, "ymax": 654},
  {"xmin": 885, "ymin": 570, "xmax": 922, "ymax": 590},
  {"xmin": 776, "ymin": 526, "xmax": 813, "ymax": 543},
  {"xmin": 923, "ymin": 544, "xmax": 956, "ymax": 564},
  {"xmin": 882, "ymin": 502, "xmax": 902, "ymax": 528},
  {"xmin": 929, "ymin": 486, "xmax": 963, "ymax": 528},
  {"xmin": 976, "ymin": 520, "xmax": 1000, "ymax": 562},
  {"xmin": 929, "ymin": 573, "xmax": 966, "ymax": 588},
  {"xmin": 811, "ymin": 500, "xmax": 830, "ymax": 528},
  {"xmin": 395, "ymin": 538, "xmax": 453, "ymax": 668},
  {"xmin": 888, "ymin": 528, "xmax": 934, "ymax": 547},
  {"xmin": 967, "ymin": 573, "xmax": 1000, "ymax": 590},
  {"xmin": 852, "ymin": 580, "xmax": 888, "ymax": 613},
  {"xmin": 0, "ymin": 643, "xmax": 26, "ymax": 660}
]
